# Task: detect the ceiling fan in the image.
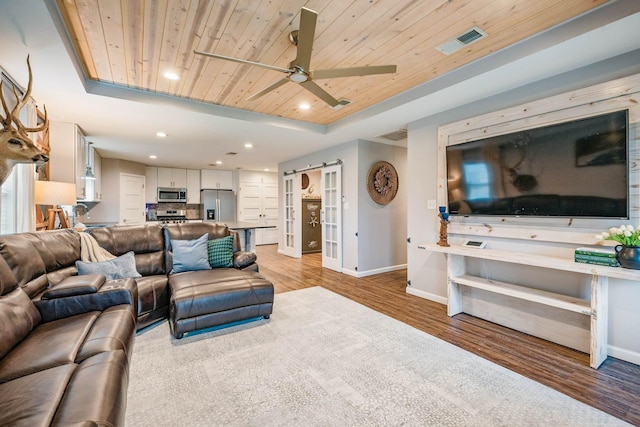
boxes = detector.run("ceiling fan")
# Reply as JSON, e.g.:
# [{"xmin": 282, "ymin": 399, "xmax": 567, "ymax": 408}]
[{"xmin": 194, "ymin": 7, "xmax": 397, "ymax": 108}]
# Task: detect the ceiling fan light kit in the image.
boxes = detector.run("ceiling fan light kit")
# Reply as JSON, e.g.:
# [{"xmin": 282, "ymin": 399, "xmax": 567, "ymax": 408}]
[{"xmin": 194, "ymin": 7, "xmax": 397, "ymax": 108}]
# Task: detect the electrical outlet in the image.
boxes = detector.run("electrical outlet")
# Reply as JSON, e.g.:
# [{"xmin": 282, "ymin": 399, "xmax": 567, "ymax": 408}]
[{"xmin": 427, "ymin": 199, "xmax": 437, "ymax": 209}]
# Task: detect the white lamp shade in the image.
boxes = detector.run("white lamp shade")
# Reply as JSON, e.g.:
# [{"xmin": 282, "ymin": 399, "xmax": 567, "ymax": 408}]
[{"xmin": 34, "ymin": 181, "xmax": 77, "ymax": 206}]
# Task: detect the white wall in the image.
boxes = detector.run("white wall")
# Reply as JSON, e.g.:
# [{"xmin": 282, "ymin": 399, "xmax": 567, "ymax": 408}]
[
  {"xmin": 406, "ymin": 64, "xmax": 640, "ymax": 364},
  {"xmin": 357, "ymin": 141, "xmax": 407, "ymax": 274},
  {"xmin": 86, "ymin": 158, "xmax": 146, "ymax": 224}
]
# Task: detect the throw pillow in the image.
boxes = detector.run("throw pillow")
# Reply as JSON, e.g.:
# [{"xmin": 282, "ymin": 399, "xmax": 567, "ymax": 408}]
[
  {"xmin": 207, "ymin": 235, "xmax": 234, "ymax": 268},
  {"xmin": 76, "ymin": 251, "xmax": 142, "ymax": 280},
  {"xmin": 171, "ymin": 233, "xmax": 211, "ymax": 273}
]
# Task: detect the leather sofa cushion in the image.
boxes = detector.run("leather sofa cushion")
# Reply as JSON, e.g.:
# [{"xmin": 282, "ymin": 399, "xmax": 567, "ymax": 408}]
[
  {"xmin": 233, "ymin": 251, "xmax": 257, "ymax": 269},
  {"xmin": 0, "ymin": 311, "xmax": 98, "ymax": 382},
  {"xmin": 41, "ymin": 274, "xmax": 105, "ymax": 300},
  {"xmin": 164, "ymin": 223, "xmax": 242, "ymax": 272},
  {"xmin": 170, "ymin": 269, "xmax": 274, "ymax": 320},
  {"xmin": 34, "ymin": 278, "xmax": 137, "ymax": 323},
  {"xmin": 0, "ymin": 350, "xmax": 130, "ymax": 427},
  {"xmin": 0, "ymin": 256, "xmax": 17, "ymax": 296},
  {"xmin": 0, "ymin": 234, "xmax": 47, "ymax": 291},
  {"xmin": 0, "ymin": 304, "xmax": 134, "ymax": 382},
  {"xmin": 87, "ymin": 225, "xmax": 167, "ymax": 276},
  {"xmin": 0, "ymin": 230, "xmax": 81, "ymax": 298},
  {"xmin": 0, "ymin": 288, "xmax": 41, "ymax": 359},
  {"xmin": 136, "ymin": 275, "xmax": 169, "ymax": 316},
  {"xmin": 52, "ymin": 350, "xmax": 129, "ymax": 426},
  {"xmin": 0, "ymin": 363, "xmax": 76, "ymax": 426},
  {"xmin": 25, "ymin": 229, "xmax": 80, "ymax": 273},
  {"xmin": 76, "ymin": 305, "xmax": 136, "ymax": 363}
]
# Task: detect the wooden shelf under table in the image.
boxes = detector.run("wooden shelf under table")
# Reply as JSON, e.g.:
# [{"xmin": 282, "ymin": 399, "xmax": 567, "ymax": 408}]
[{"xmin": 418, "ymin": 243, "xmax": 640, "ymax": 368}]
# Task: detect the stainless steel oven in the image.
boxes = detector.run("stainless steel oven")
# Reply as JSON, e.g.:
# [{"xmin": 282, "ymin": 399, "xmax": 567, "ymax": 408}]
[{"xmin": 157, "ymin": 187, "xmax": 187, "ymax": 203}]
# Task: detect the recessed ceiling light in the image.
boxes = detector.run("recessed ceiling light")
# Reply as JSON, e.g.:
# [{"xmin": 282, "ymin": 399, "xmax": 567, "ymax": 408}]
[
  {"xmin": 244, "ymin": 143, "xmax": 253, "ymax": 148},
  {"xmin": 299, "ymin": 103, "xmax": 310, "ymax": 110},
  {"xmin": 263, "ymin": 168, "xmax": 270, "ymax": 172},
  {"xmin": 216, "ymin": 161, "xmax": 222, "ymax": 165},
  {"xmin": 163, "ymin": 71, "xmax": 180, "ymax": 81},
  {"xmin": 149, "ymin": 155, "xmax": 157, "ymax": 159},
  {"xmin": 156, "ymin": 131, "xmax": 167, "ymax": 138}
]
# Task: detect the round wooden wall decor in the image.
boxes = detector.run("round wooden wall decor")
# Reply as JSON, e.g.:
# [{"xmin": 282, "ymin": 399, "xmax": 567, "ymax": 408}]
[
  {"xmin": 301, "ymin": 173, "xmax": 309, "ymax": 189},
  {"xmin": 366, "ymin": 161, "xmax": 398, "ymax": 205}
]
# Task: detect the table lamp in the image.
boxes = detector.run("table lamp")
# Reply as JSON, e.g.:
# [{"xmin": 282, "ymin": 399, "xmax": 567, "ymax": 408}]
[{"xmin": 34, "ymin": 181, "xmax": 76, "ymax": 230}]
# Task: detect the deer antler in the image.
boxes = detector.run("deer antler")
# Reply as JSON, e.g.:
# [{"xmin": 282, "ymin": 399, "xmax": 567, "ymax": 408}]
[
  {"xmin": 1, "ymin": 56, "xmax": 48, "ymax": 135},
  {"xmin": 0, "ymin": 55, "xmax": 49, "ymax": 186}
]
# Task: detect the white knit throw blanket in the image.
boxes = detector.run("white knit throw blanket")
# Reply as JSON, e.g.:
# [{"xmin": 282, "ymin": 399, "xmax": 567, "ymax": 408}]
[{"xmin": 79, "ymin": 232, "xmax": 116, "ymax": 262}]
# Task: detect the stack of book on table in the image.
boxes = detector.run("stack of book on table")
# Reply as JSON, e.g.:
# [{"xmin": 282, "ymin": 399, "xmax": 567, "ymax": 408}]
[{"xmin": 574, "ymin": 247, "xmax": 619, "ymax": 267}]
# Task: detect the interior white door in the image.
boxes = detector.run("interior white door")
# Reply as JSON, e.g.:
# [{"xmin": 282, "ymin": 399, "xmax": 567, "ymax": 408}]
[
  {"xmin": 321, "ymin": 165, "xmax": 342, "ymax": 272},
  {"xmin": 281, "ymin": 173, "xmax": 301, "ymax": 258},
  {"xmin": 119, "ymin": 173, "xmax": 145, "ymax": 225},
  {"xmin": 261, "ymin": 180, "xmax": 279, "ymax": 244}
]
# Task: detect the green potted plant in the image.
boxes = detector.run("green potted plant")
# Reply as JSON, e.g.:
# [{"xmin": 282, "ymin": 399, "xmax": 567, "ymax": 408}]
[{"xmin": 596, "ymin": 225, "xmax": 640, "ymax": 269}]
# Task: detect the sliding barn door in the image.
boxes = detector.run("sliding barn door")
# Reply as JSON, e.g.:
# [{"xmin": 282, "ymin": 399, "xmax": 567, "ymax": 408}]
[
  {"xmin": 281, "ymin": 173, "xmax": 301, "ymax": 258},
  {"xmin": 321, "ymin": 165, "xmax": 342, "ymax": 272}
]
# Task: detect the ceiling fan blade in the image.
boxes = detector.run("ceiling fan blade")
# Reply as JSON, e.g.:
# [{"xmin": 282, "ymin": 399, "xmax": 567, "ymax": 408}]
[
  {"xmin": 294, "ymin": 8, "xmax": 317, "ymax": 72},
  {"xmin": 194, "ymin": 50, "xmax": 291, "ymax": 74},
  {"xmin": 299, "ymin": 81, "xmax": 339, "ymax": 107},
  {"xmin": 246, "ymin": 78, "xmax": 289, "ymax": 101},
  {"xmin": 312, "ymin": 65, "xmax": 397, "ymax": 80}
]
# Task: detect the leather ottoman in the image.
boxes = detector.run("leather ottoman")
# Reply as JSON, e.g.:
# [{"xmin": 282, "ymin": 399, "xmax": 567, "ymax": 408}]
[{"xmin": 168, "ymin": 269, "xmax": 274, "ymax": 339}]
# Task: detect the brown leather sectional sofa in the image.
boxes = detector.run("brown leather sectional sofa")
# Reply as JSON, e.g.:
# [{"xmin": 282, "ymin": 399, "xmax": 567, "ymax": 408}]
[{"xmin": 0, "ymin": 222, "xmax": 273, "ymax": 426}]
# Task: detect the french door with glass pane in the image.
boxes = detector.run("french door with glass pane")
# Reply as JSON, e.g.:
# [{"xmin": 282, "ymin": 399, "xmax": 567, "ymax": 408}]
[
  {"xmin": 281, "ymin": 174, "xmax": 301, "ymax": 258},
  {"xmin": 320, "ymin": 165, "xmax": 342, "ymax": 272}
]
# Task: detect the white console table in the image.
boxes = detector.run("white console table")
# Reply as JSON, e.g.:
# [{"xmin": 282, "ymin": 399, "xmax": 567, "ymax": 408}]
[{"xmin": 419, "ymin": 243, "xmax": 640, "ymax": 368}]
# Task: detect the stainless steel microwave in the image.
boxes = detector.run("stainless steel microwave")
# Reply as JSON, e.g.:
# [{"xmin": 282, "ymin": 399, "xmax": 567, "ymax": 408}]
[{"xmin": 157, "ymin": 187, "xmax": 187, "ymax": 203}]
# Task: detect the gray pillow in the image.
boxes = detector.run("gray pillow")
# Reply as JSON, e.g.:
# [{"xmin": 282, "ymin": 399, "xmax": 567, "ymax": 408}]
[
  {"xmin": 76, "ymin": 251, "xmax": 142, "ymax": 280},
  {"xmin": 171, "ymin": 233, "xmax": 211, "ymax": 274}
]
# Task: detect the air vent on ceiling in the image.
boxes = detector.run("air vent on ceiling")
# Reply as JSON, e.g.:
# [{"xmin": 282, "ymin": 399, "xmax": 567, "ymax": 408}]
[
  {"xmin": 436, "ymin": 26, "xmax": 487, "ymax": 55},
  {"xmin": 377, "ymin": 129, "xmax": 407, "ymax": 142},
  {"xmin": 331, "ymin": 99, "xmax": 352, "ymax": 110},
  {"xmin": 225, "ymin": 152, "xmax": 237, "ymax": 156}
]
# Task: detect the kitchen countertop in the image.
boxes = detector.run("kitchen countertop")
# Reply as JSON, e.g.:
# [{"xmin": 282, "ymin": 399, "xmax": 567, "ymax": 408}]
[{"xmin": 222, "ymin": 221, "xmax": 276, "ymax": 230}]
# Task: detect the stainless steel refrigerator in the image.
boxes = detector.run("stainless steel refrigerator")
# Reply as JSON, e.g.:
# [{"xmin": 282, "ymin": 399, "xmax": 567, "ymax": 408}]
[{"xmin": 202, "ymin": 189, "xmax": 236, "ymax": 222}]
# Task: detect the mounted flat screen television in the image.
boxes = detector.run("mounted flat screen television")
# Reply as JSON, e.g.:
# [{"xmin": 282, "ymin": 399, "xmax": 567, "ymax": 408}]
[{"xmin": 446, "ymin": 110, "xmax": 629, "ymax": 218}]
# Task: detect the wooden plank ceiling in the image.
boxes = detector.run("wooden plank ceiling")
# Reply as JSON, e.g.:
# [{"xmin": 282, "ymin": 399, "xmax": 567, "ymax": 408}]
[{"xmin": 56, "ymin": 0, "xmax": 607, "ymax": 126}]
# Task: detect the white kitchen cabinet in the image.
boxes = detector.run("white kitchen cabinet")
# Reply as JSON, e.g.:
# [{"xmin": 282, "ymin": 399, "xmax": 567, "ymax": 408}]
[
  {"xmin": 91, "ymin": 148, "xmax": 102, "ymax": 201},
  {"xmin": 238, "ymin": 171, "xmax": 278, "ymax": 245},
  {"xmin": 200, "ymin": 169, "xmax": 233, "ymax": 190},
  {"xmin": 186, "ymin": 169, "xmax": 201, "ymax": 204},
  {"xmin": 75, "ymin": 128, "xmax": 86, "ymax": 199},
  {"xmin": 48, "ymin": 121, "xmax": 88, "ymax": 201},
  {"xmin": 145, "ymin": 166, "xmax": 158, "ymax": 203},
  {"xmin": 157, "ymin": 167, "xmax": 187, "ymax": 188}
]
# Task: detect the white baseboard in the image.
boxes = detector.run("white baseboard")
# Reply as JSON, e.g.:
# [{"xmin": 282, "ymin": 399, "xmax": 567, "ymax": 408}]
[
  {"xmin": 608, "ymin": 344, "xmax": 640, "ymax": 366},
  {"xmin": 405, "ymin": 287, "xmax": 447, "ymax": 305},
  {"xmin": 342, "ymin": 264, "xmax": 407, "ymax": 278}
]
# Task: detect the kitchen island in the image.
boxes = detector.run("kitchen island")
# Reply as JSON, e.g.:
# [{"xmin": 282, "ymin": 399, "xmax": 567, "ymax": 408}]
[{"xmin": 223, "ymin": 221, "xmax": 277, "ymax": 252}]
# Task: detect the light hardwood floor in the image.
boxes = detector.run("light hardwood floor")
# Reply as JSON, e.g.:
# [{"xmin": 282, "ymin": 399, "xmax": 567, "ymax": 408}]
[{"xmin": 256, "ymin": 245, "xmax": 640, "ymax": 426}]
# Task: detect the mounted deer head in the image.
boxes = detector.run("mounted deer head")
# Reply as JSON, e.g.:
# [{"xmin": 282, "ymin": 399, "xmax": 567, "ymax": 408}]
[{"xmin": 0, "ymin": 56, "xmax": 49, "ymax": 186}]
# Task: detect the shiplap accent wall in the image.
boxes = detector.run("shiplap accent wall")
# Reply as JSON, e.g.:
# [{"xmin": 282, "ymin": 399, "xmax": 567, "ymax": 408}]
[{"xmin": 437, "ymin": 74, "xmax": 640, "ymax": 246}]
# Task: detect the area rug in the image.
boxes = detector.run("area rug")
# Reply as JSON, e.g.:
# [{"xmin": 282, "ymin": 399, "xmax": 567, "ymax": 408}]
[{"xmin": 125, "ymin": 287, "xmax": 627, "ymax": 426}]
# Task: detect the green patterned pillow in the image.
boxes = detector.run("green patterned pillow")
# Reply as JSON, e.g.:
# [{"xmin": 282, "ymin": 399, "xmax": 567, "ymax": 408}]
[{"xmin": 207, "ymin": 235, "xmax": 234, "ymax": 268}]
